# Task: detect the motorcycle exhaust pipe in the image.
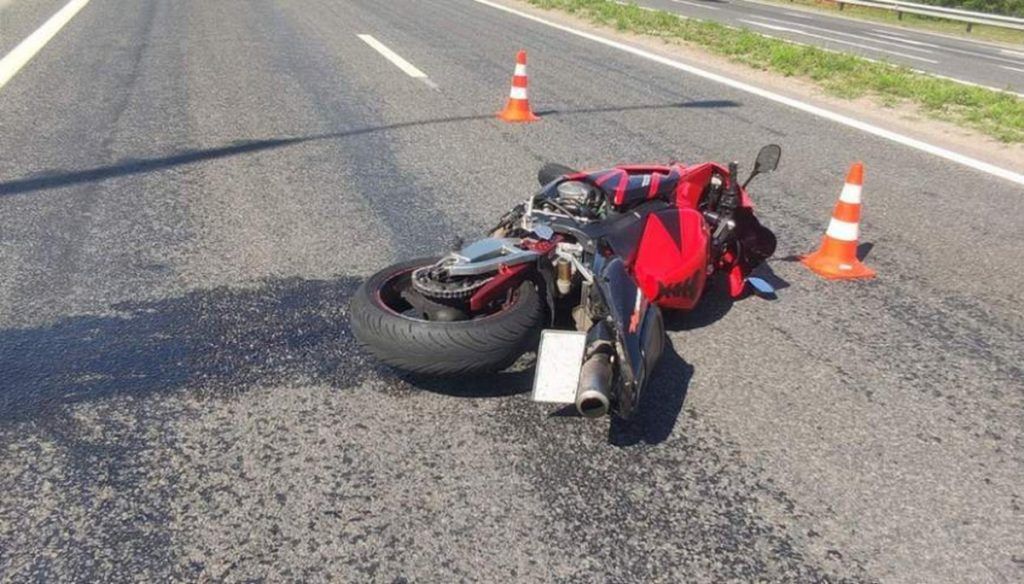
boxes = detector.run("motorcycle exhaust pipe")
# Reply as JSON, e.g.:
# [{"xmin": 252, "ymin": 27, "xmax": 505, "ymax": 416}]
[{"xmin": 575, "ymin": 353, "xmax": 613, "ymax": 418}]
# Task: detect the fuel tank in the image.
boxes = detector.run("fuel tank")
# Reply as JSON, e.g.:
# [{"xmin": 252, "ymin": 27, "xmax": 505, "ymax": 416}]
[{"xmin": 632, "ymin": 207, "xmax": 710, "ymax": 311}]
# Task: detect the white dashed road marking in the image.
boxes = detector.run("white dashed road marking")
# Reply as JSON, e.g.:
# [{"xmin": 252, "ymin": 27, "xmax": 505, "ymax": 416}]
[
  {"xmin": 740, "ymin": 20, "xmax": 939, "ymax": 63},
  {"xmin": 0, "ymin": 0, "xmax": 91, "ymax": 91},
  {"xmin": 358, "ymin": 34, "xmax": 438, "ymax": 90},
  {"xmin": 669, "ymin": 0, "xmax": 720, "ymax": 10}
]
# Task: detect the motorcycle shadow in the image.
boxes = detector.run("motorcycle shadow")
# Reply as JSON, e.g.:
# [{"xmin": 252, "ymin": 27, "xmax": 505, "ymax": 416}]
[
  {"xmin": 663, "ymin": 262, "xmax": 790, "ymax": 332},
  {"xmin": 608, "ymin": 342, "xmax": 695, "ymax": 447},
  {"xmin": 400, "ymin": 357, "xmax": 537, "ymax": 398},
  {"xmin": 663, "ymin": 275, "xmax": 736, "ymax": 332},
  {"xmin": 609, "ymin": 266, "xmax": 789, "ymax": 446},
  {"xmin": 405, "ymin": 266, "xmax": 791, "ymax": 445}
]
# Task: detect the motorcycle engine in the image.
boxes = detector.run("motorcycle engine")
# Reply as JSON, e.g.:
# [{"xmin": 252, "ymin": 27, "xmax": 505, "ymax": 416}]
[
  {"xmin": 556, "ymin": 180, "xmax": 592, "ymax": 201},
  {"xmin": 554, "ymin": 181, "xmax": 601, "ymax": 218}
]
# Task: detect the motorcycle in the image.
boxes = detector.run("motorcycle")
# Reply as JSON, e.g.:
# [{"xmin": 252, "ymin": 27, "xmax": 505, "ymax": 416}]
[{"xmin": 350, "ymin": 145, "xmax": 781, "ymax": 418}]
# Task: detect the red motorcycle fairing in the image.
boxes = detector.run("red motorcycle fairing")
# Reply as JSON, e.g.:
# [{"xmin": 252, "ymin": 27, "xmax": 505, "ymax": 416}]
[
  {"xmin": 632, "ymin": 207, "xmax": 710, "ymax": 310},
  {"xmin": 673, "ymin": 162, "xmax": 754, "ymax": 210},
  {"xmin": 554, "ymin": 161, "xmax": 762, "ymax": 302}
]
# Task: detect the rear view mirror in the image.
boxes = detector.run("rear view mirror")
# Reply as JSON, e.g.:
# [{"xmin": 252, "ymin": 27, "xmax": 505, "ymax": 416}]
[
  {"xmin": 743, "ymin": 144, "xmax": 782, "ymax": 188},
  {"xmin": 754, "ymin": 144, "xmax": 781, "ymax": 175}
]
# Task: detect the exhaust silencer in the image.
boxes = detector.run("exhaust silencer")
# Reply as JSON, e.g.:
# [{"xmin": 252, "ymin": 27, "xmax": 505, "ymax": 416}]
[{"xmin": 575, "ymin": 353, "xmax": 613, "ymax": 418}]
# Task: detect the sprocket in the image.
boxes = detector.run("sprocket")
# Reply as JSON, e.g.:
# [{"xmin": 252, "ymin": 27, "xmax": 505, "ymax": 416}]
[{"xmin": 411, "ymin": 265, "xmax": 492, "ymax": 300}]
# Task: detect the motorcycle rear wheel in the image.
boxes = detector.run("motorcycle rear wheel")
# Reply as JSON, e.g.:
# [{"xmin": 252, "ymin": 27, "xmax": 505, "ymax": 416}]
[{"xmin": 350, "ymin": 258, "xmax": 544, "ymax": 376}]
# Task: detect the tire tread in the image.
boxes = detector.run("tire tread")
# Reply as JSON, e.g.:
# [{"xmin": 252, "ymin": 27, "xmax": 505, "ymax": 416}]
[{"xmin": 350, "ymin": 258, "xmax": 545, "ymax": 376}]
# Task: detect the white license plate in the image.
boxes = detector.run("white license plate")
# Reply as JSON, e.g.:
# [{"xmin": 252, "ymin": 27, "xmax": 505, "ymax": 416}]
[{"xmin": 531, "ymin": 330, "xmax": 587, "ymax": 404}]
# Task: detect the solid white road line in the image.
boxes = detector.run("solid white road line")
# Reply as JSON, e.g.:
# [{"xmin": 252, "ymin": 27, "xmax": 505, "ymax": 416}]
[
  {"xmin": 615, "ymin": 0, "xmax": 658, "ymax": 12},
  {"xmin": 867, "ymin": 36, "xmax": 1024, "ymax": 66},
  {"xmin": 866, "ymin": 32, "xmax": 941, "ymax": 49},
  {"xmin": 912, "ymin": 70, "xmax": 1024, "ymax": 97},
  {"xmin": 657, "ymin": 0, "xmax": 1015, "ymax": 93},
  {"xmin": 1001, "ymin": 65, "xmax": 1024, "ymax": 74},
  {"xmin": 669, "ymin": 0, "xmax": 719, "ymax": 10},
  {"xmin": 0, "ymin": 0, "xmax": 91, "ymax": 91},
  {"xmin": 936, "ymin": 45, "xmax": 1024, "ymax": 66},
  {"xmin": 357, "ymin": 34, "xmax": 435, "ymax": 87},
  {"xmin": 470, "ymin": 0, "xmax": 1024, "ymax": 187},
  {"xmin": 740, "ymin": 20, "xmax": 939, "ymax": 63},
  {"xmin": 744, "ymin": 15, "xmax": 936, "ymax": 54},
  {"xmin": 738, "ymin": 0, "xmax": 1012, "ymax": 51}
]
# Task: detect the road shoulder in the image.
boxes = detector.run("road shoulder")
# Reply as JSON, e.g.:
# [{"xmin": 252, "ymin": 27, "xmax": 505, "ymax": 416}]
[{"xmin": 500, "ymin": 0, "xmax": 1024, "ymax": 172}]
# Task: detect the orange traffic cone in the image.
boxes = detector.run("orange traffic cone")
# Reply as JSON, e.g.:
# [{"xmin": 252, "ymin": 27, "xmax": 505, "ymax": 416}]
[
  {"xmin": 801, "ymin": 162, "xmax": 876, "ymax": 280},
  {"xmin": 498, "ymin": 50, "xmax": 540, "ymax": 123}
]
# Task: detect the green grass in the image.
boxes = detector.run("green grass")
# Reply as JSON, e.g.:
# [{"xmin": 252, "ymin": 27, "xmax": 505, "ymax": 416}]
[
  {"xmin": 763, "ymin": 0, "xmax": 1024, "ymax": 45},
  {"xmin": 526, "ymin": 0, "xmax": 1024, "ymax": 143},
  {"xmin": 915, "ymin": 0, "xmax": 1024, "ymax": 18}
]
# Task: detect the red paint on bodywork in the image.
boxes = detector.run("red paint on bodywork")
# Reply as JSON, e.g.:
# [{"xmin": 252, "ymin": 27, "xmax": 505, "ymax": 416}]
[
  {"xmin": 632, "ymin": 208, "xmax": 710, "ymax": 310},
  {"xmin": 469, "ymin": 264, "xmax": 530, "ymax": 313},
  {"xmin": 673, "ymin": 162, "xmax": 753, "ymax": 210},
  {"xmin": 473, "ymin": 161, "xmax": 759, "ymax": 314},
  {"xmin": 467, "ymin": 238, "xmax": 558, "ymax": 312}
]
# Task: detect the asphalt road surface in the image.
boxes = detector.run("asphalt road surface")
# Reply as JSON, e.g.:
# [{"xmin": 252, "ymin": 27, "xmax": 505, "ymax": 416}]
[
  {"xmin": 1, "ymin": 0, "xmax": 1022, "ymax": 582},
  {"xmin": 635, "ymin": 0, "xmax": 1024, "ymax": 93}
]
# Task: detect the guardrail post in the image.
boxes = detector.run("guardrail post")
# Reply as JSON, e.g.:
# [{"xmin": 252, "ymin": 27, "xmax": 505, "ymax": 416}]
[
  {"xmin": 838, "ymin": 1, "xmax": 845, "ymax": 11},
  {"xmin": 966, "ymin": 22, "xmax": 973, "ymax": 32},
  {"xmin": 897, "ymin": 11, "xmax": 902, "ymax": 20}
]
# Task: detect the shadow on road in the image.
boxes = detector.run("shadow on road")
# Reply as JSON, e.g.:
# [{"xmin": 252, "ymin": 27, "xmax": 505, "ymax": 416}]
[
  {"xmin": 0, "ymin": 100, "xmax": 740, "ymax": 197},
  {"xmin": 0, "ymin": 276, "xmax": 370, "ymax": 425},
  {"xmin": 620, "ymin": 262, "xmax": 787, "ymax": 445},
  {"xmin": 0, "ymin": 271, "xmax": 757, "ymax": 446},
  {"xmin": 857, "ymin": 242, "xmax": 874, "ymax": 260},
  {"xmin": 405, "ymin": 365, "xmax": 535, "ymax": 398},
  {"xmin": 608, "ymin": 342, "xmax": 695, "ymax": 447},
  {"xmin": 1, "ymin": 257, "xmax": 774, "ymax": 448}
]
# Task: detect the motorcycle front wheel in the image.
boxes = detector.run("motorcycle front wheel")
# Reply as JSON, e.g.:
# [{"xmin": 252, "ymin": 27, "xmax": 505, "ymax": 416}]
[{"xmin": 350, "ymin": 258, "xmax": 544, "ymax": 376}]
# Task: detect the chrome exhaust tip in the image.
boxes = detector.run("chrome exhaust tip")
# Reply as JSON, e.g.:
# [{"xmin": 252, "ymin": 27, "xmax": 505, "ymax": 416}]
[
  {"xmin": 576, "ymin": 390, "xmax": 610, "ymax": 418},
  {"xmin": 575, "ymin": 353, "xmax": 613, "ymax": 418}
]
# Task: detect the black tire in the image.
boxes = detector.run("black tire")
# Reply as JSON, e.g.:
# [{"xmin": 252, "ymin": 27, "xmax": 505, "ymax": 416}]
[
  {"xmin": 537, "ymin": 163, "xmax": 578, "ymax": 186},
  {"xmin": 350, "ymin": 258, "xmax": 545, "ymax": 376}
]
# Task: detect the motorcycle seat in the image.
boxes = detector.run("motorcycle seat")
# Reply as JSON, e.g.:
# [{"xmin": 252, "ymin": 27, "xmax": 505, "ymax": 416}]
[{"xmin": 584, "ymin": 166, "xmax": 682, "ymax": 210}]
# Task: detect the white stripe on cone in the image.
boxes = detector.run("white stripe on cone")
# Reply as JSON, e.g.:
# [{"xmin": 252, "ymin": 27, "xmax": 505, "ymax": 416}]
[
  {"xmin": 838, "ymin": 183, "xmax": 863, "ymax": 204},
  {"xmin": 509, "ymin": 86, "xmax": 528, "ymax": 99},
  {"xmin": 514, "ymin": 64, "xmax": 527, "ymax": 76},
  {"xmin": 826, "ymin": 218, "xmax": 860, "ymax": 241}
]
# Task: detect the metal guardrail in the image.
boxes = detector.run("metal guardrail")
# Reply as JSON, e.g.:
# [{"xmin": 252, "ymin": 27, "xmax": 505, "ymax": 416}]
[{"xmin": 830, "ymin": 0, "xmax": 1024, "ymax": 31}]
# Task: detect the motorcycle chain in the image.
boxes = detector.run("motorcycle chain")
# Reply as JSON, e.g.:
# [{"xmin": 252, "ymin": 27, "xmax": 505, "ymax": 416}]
[{"xmin": 411, "ymin": 266, "xmax": 492, "ymax": 300}]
